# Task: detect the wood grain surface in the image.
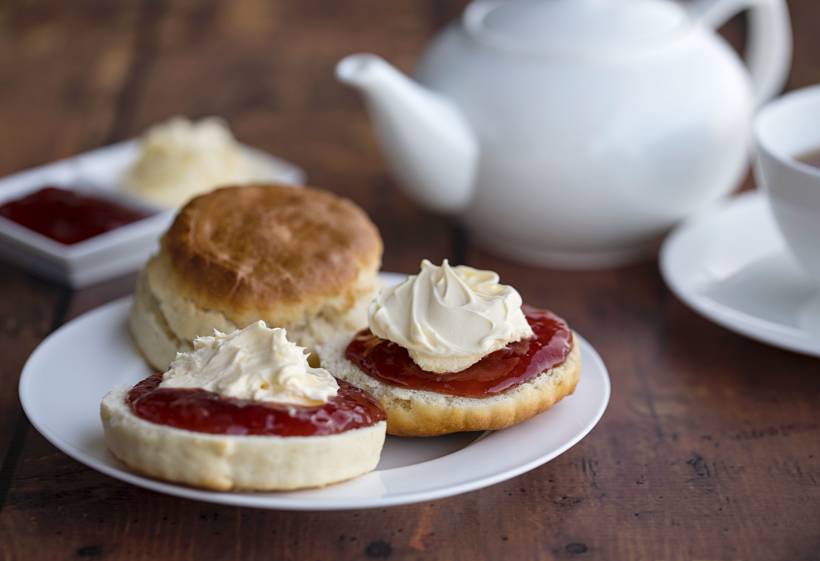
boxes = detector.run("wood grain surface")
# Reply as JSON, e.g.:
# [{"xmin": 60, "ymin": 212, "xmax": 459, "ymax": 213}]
[{"xmin": 0, "ymin": 1, "xmax": 818, "ymax": 560}]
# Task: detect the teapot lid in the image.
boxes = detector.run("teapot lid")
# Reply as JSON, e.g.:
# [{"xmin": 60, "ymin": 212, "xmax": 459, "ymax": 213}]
[{"xmin": 463, "ymin": 0, "xmax": 689, "ymax": 55}]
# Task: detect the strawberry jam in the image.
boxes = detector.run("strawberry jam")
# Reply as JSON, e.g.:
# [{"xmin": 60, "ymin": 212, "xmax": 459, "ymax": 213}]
[
  {"xmin": 0, "ymin": 186, "xmax": 149, "ymax": 245},
  {"xmin": 345, "ymin": 306, "xmax": 572, "ymax": 398},
  {"xmin": 128, "ymin": 375, "xmax": 385, "ymax": 437}
]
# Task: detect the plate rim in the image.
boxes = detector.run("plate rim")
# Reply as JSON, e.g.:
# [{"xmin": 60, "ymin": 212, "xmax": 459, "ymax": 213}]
[
  {"xmin": 660, "ymin": 191, "xmax": 820, "ymax": 358},
  {"xmin": 19, "ymin": 279, "xmax": 610, "ymax": 510}
]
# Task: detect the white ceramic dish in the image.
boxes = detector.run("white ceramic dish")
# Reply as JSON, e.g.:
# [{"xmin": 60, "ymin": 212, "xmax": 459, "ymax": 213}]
[
  {"xmin": 660, "ymin": 191, "xmax": 820, "ymax": 357},
  {"xmin": 19, "ymin": 272, "xmax": 610, "ymax": 510},
  {"xmin": 0, "ymin": 140, "xmax": 304, "ymax": 288}
]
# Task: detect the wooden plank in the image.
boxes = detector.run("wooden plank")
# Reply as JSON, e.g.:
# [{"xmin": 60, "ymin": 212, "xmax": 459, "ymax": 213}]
[
  {"xmin": 0, "ymin": 0, "xmax": 147, "ymax": 557},
  {"xmin": 0, "ymin": 267, "xmax": 64, "ymax": 483},
  {"xmin": 2, "ymin": 0, "xmax": 820, "ymax": 560},
  {"xmin": 0, "ymin": 0, "xmax": 142, "ymax": 477},
  {"xmin": 0, "ymin": 1, "xmax": 140, "ymax": 172},
  {"xmin": 0, "ymin": 0, "xmax": 140, "ymax": 450},
  {"xmin": 0, "ymin": 0, "xmax": 142, "ymax": 503},
  {"xmin": 461, "ymin": 252, "xmax": 820, "ymax": 560}
]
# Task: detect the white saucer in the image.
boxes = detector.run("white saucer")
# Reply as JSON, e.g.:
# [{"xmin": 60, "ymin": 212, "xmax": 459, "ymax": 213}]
[
  {"xmin": 661, "ymin": 191, "xmax": 820, "ymax": 357},
  {"xmin": 19, "ymin": 272, "xmax": 610, "ymax": 510}
]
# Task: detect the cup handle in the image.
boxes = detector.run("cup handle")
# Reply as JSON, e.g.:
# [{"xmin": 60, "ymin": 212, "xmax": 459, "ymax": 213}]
[{"xmin": 690, "ymin": 0, "xmax": 792, "ymax": 106}]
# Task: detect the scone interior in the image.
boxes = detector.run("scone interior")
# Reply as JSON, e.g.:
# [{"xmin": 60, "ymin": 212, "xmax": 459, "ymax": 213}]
[
  {"xmin": 131, "ymin": 254, "xmax": 378, "ymax": 371},
  {"xmin": 318, "ymin": 333, "xmax": 580, "ymax": 437},
  {"xmin": 101, "ymin": 387, "xmax": 386, "ymax": 492},
  {"xmin": 129, "ymin": 183, "xmax": 383, "ymax": 372}
]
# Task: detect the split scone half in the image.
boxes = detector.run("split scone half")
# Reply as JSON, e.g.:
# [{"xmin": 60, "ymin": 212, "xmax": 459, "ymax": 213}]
[
  {"xmin": 102, "ymin": 322, "xmax": 386, "ymax": 491},
  {"xmin": 129, "ymin": 183, "xmax": 383, "ymax": 372},
  {"xmin": 318, "ymin": 332, "xmax": 580, "ymax": 437},
  {"xmin": 317, "ymin": 259, "xmax": 581, "ymax": 437},
  {"xmin": 100, "ymin": 384, "xmax": 385, "ymax": 491}
]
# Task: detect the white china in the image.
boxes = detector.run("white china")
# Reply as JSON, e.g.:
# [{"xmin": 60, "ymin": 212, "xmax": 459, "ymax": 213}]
[
  {"xmin": 337, "ymin": 0, "xmax": 791, "ymax": 268},
  {"xmin": 19, "ymin": 272, "xmax": 610, "ymax": 510},
  {"xmin": 0, "ymin": 140, "xmax": 304, "ymax": 287},
  {"xmin": 754, "ymin": 84, "xmax": 820, "ymax": 284},
  {"xmin": 660, "ymin": 191, "xmax": 820, "ymax": 357}
]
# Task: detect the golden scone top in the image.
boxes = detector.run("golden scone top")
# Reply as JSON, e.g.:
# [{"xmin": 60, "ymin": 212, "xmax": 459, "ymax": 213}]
[{"xmin": 162, "ymin": 183, "xmax": 382, "ymax": 320}]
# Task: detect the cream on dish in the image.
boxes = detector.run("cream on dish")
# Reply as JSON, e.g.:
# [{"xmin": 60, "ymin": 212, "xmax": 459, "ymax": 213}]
[
  {"xmin": 122, "ymin": 117, "xmax": 273, "ymax": 208},
  {"xmin": 368, "ymin": 259, "xmax": 533, "ymax": 373},
  {"xmin": 160, "ymin": 321, "xmax": 339, "ymax": 406}
]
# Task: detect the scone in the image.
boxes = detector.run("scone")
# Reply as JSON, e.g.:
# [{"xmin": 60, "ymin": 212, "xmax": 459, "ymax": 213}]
[
  {"xmin": 317, "ymin": 260, "xmax": 580, "ymax": 437},
  {"xmin": 319, "ymin": 328, "xmax": 579, "ymax": 437},
  {"xmin": 102, "ymin": 322, "xmax": 387, "ymax": 491},
  {"xmin": 129, "ymin": 183, "xmax": 382, "ymax": 371}
]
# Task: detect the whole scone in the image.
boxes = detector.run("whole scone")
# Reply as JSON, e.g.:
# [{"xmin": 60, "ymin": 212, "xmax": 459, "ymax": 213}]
[{"xmin": 130, "ymin": 183, "xmax": 382, "ymax": 371}]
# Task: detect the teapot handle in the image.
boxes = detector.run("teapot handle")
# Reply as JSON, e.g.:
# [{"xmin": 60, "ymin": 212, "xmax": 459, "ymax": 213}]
[{"xmin": 690, "ymin": 0, "xmax": 792, "ymax": 106}]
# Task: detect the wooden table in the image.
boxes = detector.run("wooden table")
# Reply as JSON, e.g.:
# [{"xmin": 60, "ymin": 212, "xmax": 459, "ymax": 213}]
[{"xmin": 1, "ymin": 1, "xmax": 818, "ymax": 559}]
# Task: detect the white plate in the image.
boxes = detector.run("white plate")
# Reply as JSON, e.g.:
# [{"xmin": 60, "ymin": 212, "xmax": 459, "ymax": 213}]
[
  {"xmin": 19, "ymin": 272, "xmax": 610, "ymax": 510},
  {"xmin": 0, "ymin": 140, "xmax": 304, "ymax": 287},
  {"xmin": 661, "ymin": 191, "xmax": 820, "ymax": 357}
]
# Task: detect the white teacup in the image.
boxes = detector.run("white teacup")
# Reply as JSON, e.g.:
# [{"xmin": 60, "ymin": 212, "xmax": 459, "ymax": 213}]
[{"xmin": 754, "ymin": 85, "xmax": 820, "ymax": 284}]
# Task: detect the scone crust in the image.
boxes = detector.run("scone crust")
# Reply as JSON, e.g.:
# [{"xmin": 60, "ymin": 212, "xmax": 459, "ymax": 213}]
[
  {"xmin": 101, "ymin": 387, "xmax": 386, "ymax": 491},
  {"xmin": 162, "ymin": 183, "xmax": 383, "ymax": 325},
  {"xmin": 318, "ymin": 334, "xmax": 581, "ymax": 437}
]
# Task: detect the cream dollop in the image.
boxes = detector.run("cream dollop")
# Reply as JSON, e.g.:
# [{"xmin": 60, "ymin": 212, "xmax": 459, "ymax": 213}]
[
  {"xmin": 121, "ymin": 117, "xmax": 274, "ymax": 208},
  {"xmin": 160, "ymin": 321, "xmax": 338, "ymax": 406},
  {"xmin": 368, "ymin": 259, "xmax": 533, "ymax": 373}
]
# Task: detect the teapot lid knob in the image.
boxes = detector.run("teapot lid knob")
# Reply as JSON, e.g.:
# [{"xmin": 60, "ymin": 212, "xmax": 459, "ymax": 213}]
[{"xmin": 463, "ymin": 0, "xmax": 688, "ymax": 55}]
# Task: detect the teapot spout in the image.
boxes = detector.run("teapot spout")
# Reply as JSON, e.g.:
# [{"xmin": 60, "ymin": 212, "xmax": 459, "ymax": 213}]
[{"xmin": 336, "ymin": 54, "xmax": 477, "ymax": 213}]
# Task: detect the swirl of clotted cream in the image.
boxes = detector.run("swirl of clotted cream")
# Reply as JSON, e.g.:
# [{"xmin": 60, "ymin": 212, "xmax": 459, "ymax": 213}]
[
  {"xmin": 121, "ymin": 117, "xmax": 273, "ymax": 209},
  {"xmin": 368, "ymin": 259, "xmax": 533, "ymax": 373},
  {"xmin": 159, "ymin": 321, "xmax": 338, "ymax": 406}
]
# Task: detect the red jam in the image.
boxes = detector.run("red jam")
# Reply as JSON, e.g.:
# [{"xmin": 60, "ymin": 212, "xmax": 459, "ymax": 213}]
[
  {"xmin": 0, "ymin": 186, "xmax": 149, "ymax": 245},
  {"xmin": 345, "ymin": 306, "xmax": 572, "ymax": 398},
  {"xmin": 128, "ymin": 375, "xmax": 385, "ymax": 437}
]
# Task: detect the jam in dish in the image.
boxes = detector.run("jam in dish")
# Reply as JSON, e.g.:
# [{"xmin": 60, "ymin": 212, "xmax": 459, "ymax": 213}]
[
  {"xmin": 0, "ymin": 186, "xmax": 149, "ymax": 245},
  {"xmin": 128, "ymin": 375, "xmax": 385, "ymax": 437},
  {"xmin": 345, "ymin": 306, "xmax": 572, "ymax": 398}
]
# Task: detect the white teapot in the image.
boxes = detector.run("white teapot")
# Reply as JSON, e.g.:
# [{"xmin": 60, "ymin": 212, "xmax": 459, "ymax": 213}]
[{"xmin": 337, "ymin": 0, "xmax": 791, "ymax": 268}]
